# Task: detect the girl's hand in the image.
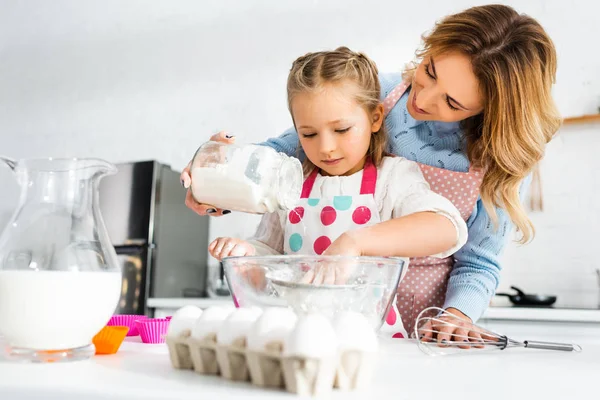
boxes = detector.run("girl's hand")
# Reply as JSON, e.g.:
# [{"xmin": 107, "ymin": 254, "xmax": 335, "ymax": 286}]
[
  {"xmin": 299, "ymin": 232, "xmax": 361, "ymax": 285},
  {"xmin": 182, "ymin": 131, "xmax": 236, "ymax": 217},
  {"xmin": 322, "ymin": 232, "xmax": 362, "ymax": 257},
  {"xmin": 209, "ymin": 237, "xmax": 256, "ymax": 261},
  {"xmin": 417, "ymin": 308, "xmax": 493, "ymax": 348}
]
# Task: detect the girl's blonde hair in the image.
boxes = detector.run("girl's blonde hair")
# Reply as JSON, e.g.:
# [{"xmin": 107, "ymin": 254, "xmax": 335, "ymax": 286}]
[
  {"xmin": 287, "ymin": 47, "xmax": 388, "ymax": 175},
  {"xmin": 404, "ymin": 5, "xmax": 561, "ymax": 243}
]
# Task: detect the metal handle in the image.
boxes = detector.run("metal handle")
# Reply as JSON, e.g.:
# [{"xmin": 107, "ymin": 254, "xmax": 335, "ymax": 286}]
[
  {"xmin": 0, "ymin": 156, "xmax": 16, "ymax": 171},
  {"xmin": 524, "ymin": 340, "xmax": 582, "ymax": 352}
]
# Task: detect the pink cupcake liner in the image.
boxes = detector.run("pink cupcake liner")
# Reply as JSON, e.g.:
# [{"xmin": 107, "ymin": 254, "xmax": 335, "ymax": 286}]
[
  {"xmin": 108, "ymin": 315, "xmax": 148, "ymax": 336},
  {"xmin": 135, "ymin": 318, "xmax": 170, "ymax": 344}
]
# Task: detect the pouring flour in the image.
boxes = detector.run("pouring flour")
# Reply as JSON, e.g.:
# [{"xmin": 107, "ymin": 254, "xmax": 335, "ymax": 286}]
[{"xmin": 190, "ymin": 141, "xmax": 302, "ymax": 214}]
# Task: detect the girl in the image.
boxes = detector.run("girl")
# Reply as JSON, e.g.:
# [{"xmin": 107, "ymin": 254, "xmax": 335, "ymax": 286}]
[{"xmin": 208, "ymin": 48, "xmax": 468, "ymax": 323}]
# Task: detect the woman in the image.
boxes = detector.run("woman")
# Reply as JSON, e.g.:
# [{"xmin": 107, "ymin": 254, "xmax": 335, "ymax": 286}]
[{"xmin": 182, "ymin": 4, "xmax": 560, "ymax": 338}]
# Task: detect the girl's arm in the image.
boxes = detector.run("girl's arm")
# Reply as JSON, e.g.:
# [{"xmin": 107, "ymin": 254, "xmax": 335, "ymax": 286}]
[
  {"xmin": 325, "ymin": 157, "xmax": 468, "ymax": 258},
  {"xmin": 334, "ymin": 211, "xmax": 458, "ymax": 258},
  {"xmin": 246, "ymin": 211, "xmax": 285, "ymax": 256}
]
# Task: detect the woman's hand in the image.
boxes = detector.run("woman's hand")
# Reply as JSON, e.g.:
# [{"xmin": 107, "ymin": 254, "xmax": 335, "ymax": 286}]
[
  {"xmin": 209, "ymin": 237, "xmax": 256, "ymax": 261},
  {"xmin": 417, "ymin": 308, "xmax": 491, "ymax": 348},
  {"xmin": 181, "ymin": 131, "xmax": 236, "ymax": 217}
]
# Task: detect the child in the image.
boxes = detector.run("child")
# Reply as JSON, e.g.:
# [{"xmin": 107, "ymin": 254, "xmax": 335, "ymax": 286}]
[{"xmin": 209, "ymin": 47, "xmax": 467, "ymax": 269}]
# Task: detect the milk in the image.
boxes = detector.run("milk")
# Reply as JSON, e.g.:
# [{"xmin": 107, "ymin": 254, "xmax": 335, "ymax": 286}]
[{"xmin": 0, "ymin": 270, "xmax": 121, "ymax": 350}]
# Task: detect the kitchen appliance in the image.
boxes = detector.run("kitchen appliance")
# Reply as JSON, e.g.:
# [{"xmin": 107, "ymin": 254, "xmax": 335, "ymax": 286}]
[
  {"xmin": 98, "ymin": 160, "xmax": 210, "ymax": 316},
  {"xmin": 495, "ymin": 286, "xmax": 557, "ymax": 307},
  {"xmin": 415, "ymin": 307, "xmax": 582, "ymax": 356},
  {"xmin": 0, "ymin": 157, "xmax": 121, "ymax": 362}
]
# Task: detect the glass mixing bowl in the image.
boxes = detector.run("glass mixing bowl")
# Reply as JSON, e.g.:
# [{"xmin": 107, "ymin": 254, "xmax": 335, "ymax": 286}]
[{"xmin": 221, "ymin": 255, "xmax": 406, "ymax": 331}]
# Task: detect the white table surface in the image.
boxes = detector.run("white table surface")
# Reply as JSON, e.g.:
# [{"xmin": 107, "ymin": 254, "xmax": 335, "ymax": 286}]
[{"xmin": 1, "ymin": 331, "xmax": 597, "ymax": 400}]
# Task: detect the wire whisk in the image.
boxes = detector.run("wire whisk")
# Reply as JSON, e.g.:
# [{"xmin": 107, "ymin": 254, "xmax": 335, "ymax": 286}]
[{"xmin": 414, "ymin": 307, "xmax": 582, "ymax": 356}]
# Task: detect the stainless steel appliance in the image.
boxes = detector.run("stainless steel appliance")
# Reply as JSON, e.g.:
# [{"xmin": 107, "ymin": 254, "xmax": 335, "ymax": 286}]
[{"xmin": 99, "ymin": 160, "xmax": 210, "ymax": 316}]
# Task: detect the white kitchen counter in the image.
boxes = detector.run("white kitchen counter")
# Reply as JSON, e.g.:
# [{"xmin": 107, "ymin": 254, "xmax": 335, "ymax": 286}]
[
  {"xmin": 0, "ymin": 333, "xmax": 597, "ymax": 400},
  {"xmin": 148, "ymin": 297, "xmax": 600, "ymax": 323}
]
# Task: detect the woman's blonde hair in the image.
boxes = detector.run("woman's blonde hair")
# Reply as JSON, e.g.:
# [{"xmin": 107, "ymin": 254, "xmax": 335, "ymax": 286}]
[
  {"xmin": 405, "ymin": 5, "xmax": 561, "ymax": 243},
  {"xmin": 287, "ymin": 47, "xmax": 388, "ymax": 175}
]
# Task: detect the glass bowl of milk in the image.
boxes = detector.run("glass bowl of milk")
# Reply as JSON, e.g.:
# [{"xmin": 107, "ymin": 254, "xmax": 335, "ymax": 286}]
[
  {"xmin": 0, "ymin": 157, "xmax": 122, "ymax": 363},
  {"xmin": 190, "ymin": 141, "xmax": 303, "ymax": 214}
]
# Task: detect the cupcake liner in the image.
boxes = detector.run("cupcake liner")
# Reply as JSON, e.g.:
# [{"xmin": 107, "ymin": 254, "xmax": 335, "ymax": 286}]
[
  {"xmin": 108, "ymin": 315, "xmax": 148, "ymax": 336},
  {"xmin": 136, "ymin": 318, "xmax": 170, "ymax": 344},
  {"xmin": 93, "ymin": 326, "xmax": 129, "ymax": 355}
]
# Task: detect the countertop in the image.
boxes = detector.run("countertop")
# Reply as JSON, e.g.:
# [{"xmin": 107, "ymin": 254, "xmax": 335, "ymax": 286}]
[
  {"xmin": 0, "ymin": 332, "xmax": 597, "ymax": 400},
  {"xmin": 148, "ymin": 297, "xmax": 600, "ymax": 323}
]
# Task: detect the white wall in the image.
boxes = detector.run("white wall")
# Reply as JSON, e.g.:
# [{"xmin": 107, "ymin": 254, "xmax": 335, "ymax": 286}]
[{"xmin": 0, "ymin": 0, "xmax": 599, "ymax": 305}]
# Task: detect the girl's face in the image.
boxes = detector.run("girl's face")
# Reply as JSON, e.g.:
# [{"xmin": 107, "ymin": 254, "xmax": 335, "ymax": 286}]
[
  {"xmin": 407, "ymin": 52, "xmax": 484, "ymax": 122},
  {"xmin": 291, "ymin": 81, "xmax": 384, "ymax": 177}
]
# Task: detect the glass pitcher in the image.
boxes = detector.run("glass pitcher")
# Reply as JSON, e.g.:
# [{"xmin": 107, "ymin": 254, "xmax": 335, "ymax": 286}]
[
  {"xmin": 189, "ymin": 141, "xmax": 303, "ymax": 214},
  {"xmin": 0, "ymin": 157, "xmax": 122, "ymax": 363}
]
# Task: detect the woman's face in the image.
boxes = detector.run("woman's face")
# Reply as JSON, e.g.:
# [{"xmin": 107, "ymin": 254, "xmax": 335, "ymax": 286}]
[{"xmin": 407, "ymin": 52, "xmax": 484, "ymax": 122}]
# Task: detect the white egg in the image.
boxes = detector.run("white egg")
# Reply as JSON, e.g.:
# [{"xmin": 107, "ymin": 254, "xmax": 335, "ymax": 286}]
[
  {"xmin": 190, "ymin": 306, "xmax": 235, "ymax": 340},
  {"xmin": 284, "ymin": 313, "xmax": 337, "ymax": 358},
  {"xmin": 216, "ymin": 307, "xmax": 263, "ymax": 346},
  {"xmin": 166, "ymin": 305, "xmax": 203, "ymax": 338},
  {"xmin": 247, "ymin": 307, "xmax": 298, "ymax": 351},
  {"xmin": 332, "ymin": 311, "xmax": 378, "ymax": 352}
]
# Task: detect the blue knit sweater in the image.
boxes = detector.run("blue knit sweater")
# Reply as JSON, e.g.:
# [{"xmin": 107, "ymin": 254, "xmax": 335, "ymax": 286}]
[{"xmin": 261, "ymin": 72, "xmax": 528, "ymax": 322}]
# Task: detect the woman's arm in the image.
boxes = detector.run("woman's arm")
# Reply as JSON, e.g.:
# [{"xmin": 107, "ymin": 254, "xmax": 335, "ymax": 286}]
[
  {"xmin": 443, "ymin": 200, "xmax": 510, "ymax": 322},
  {"xmin": 259, "ymin": 126, "xmax": 302, "ymax": 158},
  {"xmin": 444, "ymin": 176, "xmax": 533, "ymax": 322}
]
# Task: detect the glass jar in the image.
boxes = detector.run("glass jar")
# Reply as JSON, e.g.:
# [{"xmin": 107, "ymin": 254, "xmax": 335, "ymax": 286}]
[
  {"xmin": 190, "ymin": 141, "xmax": 303, "ymax": 214},
  {"xmin": 0, "ymin": 157, "xmax": 122, "ymax": 362}
]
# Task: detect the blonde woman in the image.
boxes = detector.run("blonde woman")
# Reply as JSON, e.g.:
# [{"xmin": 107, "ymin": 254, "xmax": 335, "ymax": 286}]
[{"xmin": 182, "ymin": 5, "xmax": 560, "ymax": 339}]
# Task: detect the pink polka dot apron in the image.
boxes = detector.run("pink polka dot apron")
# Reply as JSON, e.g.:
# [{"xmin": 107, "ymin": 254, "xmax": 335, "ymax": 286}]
[
  {"xmin": 284, "ymin": 160, "xmax": 381, "ymax": 256},
  {"xmin": 380, "ymin": 81, "xmax": 484, "ymax": 338}
]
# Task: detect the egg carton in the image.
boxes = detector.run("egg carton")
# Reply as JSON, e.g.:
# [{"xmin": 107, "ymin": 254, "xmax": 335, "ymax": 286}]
[
  {"xmin": 169, "ymin": 335, "xmax": 376, "ymax": 396},
  {"xmin": 166, "ymin": 306, "xmax": 378, "ymax": 396}
]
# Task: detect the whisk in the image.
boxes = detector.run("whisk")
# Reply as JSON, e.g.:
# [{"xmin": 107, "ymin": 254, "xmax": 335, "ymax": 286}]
[{"xmin": 414, "ymin": 307, "xmax": 582, "ymax": 356}]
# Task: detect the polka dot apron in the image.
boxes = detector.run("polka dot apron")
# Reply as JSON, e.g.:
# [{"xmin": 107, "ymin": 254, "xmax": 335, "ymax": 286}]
[
  {"xmin": 379, "ymin": 81, "xmax": 484, "ymax": 338},
  {"xmin": 284, "ymin": 160, "xmax": 381, "ymax": 255}
]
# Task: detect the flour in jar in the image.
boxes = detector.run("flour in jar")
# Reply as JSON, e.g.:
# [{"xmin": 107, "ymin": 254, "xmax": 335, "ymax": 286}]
[
  {"xmin": 191, "ymin": 144, "xmax": 301, "ymax": 214},
  {"xmin": 191, "ymin": 165, "xmax": 268, "ymax": 214}
]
